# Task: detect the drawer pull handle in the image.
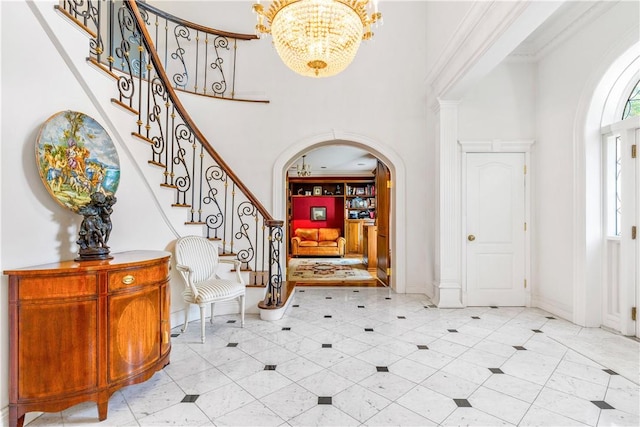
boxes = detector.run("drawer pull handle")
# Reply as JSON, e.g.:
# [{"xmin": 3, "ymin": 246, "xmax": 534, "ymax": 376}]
[{"xmin": 122, "ymin": 275, "xmax": 135, "ymax": 285}]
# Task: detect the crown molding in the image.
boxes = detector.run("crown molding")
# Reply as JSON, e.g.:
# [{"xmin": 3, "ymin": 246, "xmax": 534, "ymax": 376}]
[{"xmin": 424, "ymin": 1, "xmax": 531, "ymax": 99}]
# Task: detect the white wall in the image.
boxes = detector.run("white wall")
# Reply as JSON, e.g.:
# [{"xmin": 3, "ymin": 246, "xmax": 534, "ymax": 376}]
[
  {"xmin": 173, "ymin": 1, "xmax": 433, "ymax": 294},
  {"xmin": 458, "ymin": 62, "xmax": 537, "ymax": 141},
  {"xmin": 0, "ymin": 1, "xmax": 180, "ymax": 414},
  {"xmin": 534, "ymin": 0, "xmax": 639, "ymax": 319}
]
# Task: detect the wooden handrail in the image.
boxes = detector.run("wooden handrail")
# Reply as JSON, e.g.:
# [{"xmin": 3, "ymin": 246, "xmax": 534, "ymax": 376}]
[
  {"xmin": 125, "ymin": 0, "xmax": 274, "ymax": 222},
  {"xmin": 136, "ymin": 1, "xmax": 258, "ymax": 41}
]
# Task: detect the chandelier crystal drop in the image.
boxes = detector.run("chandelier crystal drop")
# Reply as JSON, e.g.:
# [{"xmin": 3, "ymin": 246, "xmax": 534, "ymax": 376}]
[
  {"xmin": 253, "ymin": 0, "xmax": 382, "ymax": 78},
  {"xmin": 297, "ymin": 155, "xmax": 312, "ymax": 177}
]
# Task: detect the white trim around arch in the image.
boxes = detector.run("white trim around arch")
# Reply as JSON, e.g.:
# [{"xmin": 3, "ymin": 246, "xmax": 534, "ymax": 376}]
[
  {"xmin": 573, "ymin": 36, "xmax": 640, "ymax": 329},
  {"xmin": 272, "ymin": 130, "xmax": 407, "ymax": 294}
]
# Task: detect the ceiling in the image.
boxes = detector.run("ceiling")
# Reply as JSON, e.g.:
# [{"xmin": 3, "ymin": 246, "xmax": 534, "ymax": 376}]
[
  {"xmin": 288, "ymin": 2, "xmax": 603, "ymax": 177},
  {"xmin": 289, "ymin": 142, "xmax": 378, "ymax": 177}
]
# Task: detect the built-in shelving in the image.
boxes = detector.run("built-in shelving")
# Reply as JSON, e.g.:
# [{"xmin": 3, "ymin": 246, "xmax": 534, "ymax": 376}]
[{"xmin": 287, "ymin": 177, "xmax": 377, "ymax": 254}]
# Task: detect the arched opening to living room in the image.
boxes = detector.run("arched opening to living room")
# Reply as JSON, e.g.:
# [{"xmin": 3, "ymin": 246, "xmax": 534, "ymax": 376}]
[
  {"xmin": 279, "ymin": 140, "xmax": 397, "ymax": 290},
  {"xmin": 286, "ymin": 143, "xmax": 391, "ymax": 288}
]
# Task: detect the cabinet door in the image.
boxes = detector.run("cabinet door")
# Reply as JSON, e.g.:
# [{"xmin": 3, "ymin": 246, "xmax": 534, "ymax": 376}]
[
  {"xmin": 108, "ymin": 286, "xmax": 160, "ymax": 382},
  {"xmin": 18, "ymin": 300, "xmax": 98, "ymax": 399},
  {"xmin": 346, "ymin": 220, "xmax": 363, "ymax": 254}
]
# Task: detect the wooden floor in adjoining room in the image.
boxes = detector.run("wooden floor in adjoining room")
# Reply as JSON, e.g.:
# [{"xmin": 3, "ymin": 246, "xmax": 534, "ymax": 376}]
[{"xmin": 293, "ymin": 279, "xmax": 383, "ymax": 287}]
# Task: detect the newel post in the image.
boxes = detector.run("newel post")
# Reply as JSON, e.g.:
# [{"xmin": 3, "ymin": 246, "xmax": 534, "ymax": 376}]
[{"xmin": 264, "ymin": 219, "xmax": 284, "ymax": 307}]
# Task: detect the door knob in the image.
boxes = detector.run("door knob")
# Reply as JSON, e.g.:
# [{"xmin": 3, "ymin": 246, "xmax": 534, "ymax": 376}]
[{"xmin": 467, "ymin": 234, "xmax": 476, "ymax": 241}]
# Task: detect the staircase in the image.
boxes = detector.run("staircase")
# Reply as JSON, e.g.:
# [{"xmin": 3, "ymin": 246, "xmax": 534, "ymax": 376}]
[{"xmin": 53, "ymin": 0, "xmax": 288, "ymax": 315}]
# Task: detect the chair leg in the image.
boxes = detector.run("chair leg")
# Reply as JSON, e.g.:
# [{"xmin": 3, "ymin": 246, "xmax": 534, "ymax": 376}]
[
  {"xmin": 181, "ymin": 303, "xmax": 189, "ymax": 333},
  {"xmin": 199, "ymin": 305, "xmax": 206, "ymax": 344},
  {"xmin": 210, "ymin": 302, "xmax": 215, "ymax": 324},
  {"xmin": 240, "ymin": 295, "xmax": 245, "ymax": 328}
]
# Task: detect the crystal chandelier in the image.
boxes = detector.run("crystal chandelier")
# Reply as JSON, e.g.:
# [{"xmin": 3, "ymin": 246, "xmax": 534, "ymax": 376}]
[
  {"xmin": 297, "ymin": 155, "xmax": 312, "ymax": 176},
  {"xmin": 252, "ymin": 0, "xmax": 382, "ymax": 78}
]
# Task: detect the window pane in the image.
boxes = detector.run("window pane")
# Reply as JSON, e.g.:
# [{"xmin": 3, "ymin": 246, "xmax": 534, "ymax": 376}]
[{"xmin": 622, "ymin": 79, "xmax": 640, "ymax": 120}]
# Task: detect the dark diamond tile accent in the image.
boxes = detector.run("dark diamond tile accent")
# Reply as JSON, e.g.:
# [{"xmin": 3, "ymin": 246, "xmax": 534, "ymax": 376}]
[
  {"xmin": 227, "ymin": 320, "xmax": 236, "ymax": 324},
  {"xmin": 376, "ymin": 366, "xmax": 389, "ymax": 372},
  {"xmin": 532, "ymin": 329, "xmax": 543, "ymax": 333},
  {"xmin": 490, "ymin": 306, "xmax": 498, "ymax": 309},
  {"xmin": 358, "ymin": 305, "xmax": 365, "ymax": 308},
  {"xmin": 397, "ymin": 316, "xmax": 406, "ymax": 319},
  {"xmin": 282, "ymin": 327, "xmax": 291, "ymax": 331},
  {"xmin": 591, "ymin": 401, "xmax": 615, "ymax": 410},
  {"xmin": 417, "ymin": 345, "xmax": 429, "ymax": 350},
  {"xmin": 326, "ymin": 297, "xmax": 332, "ymax": 299},
  {"xmin": 603, "ymin": 369, "xmax": 619, "ymax": 375},
  {"xmin": 227, "ymin": 342, "xmax": 238, "ymax": 347},
  {"xmin": 171, "ymin": 333, "xmax": 181, "ymax": 337},
  {"xmin": 293, "ymin": 304, "xmax": 300, "ymax": 307},
  {"xmin": 353, "ymin": 290, "xmax": 360, "ymax": 293},
  {"xmin": 448, "ymin": 329, "xmax": 458, "ymax": 333},
  {"xmin": 513, "ymin": 346, "xmax": 527, "ymax": 350},
  {"xmin": 471, "ymin": 316, "xmax": 480, "ymax": 319},
  {"xmin": 181, "ymin": 394, "xmax": 199, "ymax": 403},
  {"xmin": 318, "ymin": 396, "xmax": 332, "ymax": 405},
  {"xmin": 365, "ymin": 328, "xmax": 374, "ymax": 332},
  {"xmin": 454, "ymin": 399, "xmax": 472, "ymax": 408},
  {"xmin": 264, "ymin": 365, "xmax": 277, "ymax": 371},
  {"xmin": 424, "ymin": 306, "xmax": 430, "ymax": 309},
  {"xmin": 546, "ymin": 316, "xmax": 556, "ymax": 319},
  {"xmin": 299, "ymin": 290, "xmax": 305, "ymax": 293},
  {"xmin": 324, "ymin": 315, "xmax": 332, "ymax": 318},
  {"xmin": 322, "ymin": 344, "xmax": 332, "ymax": 348},
  {"xmin": 385, "ymin": 297, "xmax": 392, "ymax": 300},
  {"xmin": 489, "ymin": 368, "xmax": 504, "ymax": 374}
]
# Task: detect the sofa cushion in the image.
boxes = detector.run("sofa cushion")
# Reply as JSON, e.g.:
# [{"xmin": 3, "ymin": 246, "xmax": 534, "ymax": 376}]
[
  {"xmin": 318, "ymin": 241, "xmax": 338, "ymax": 247},
  {"xmin": 298, "ymin": 241, "xmax": 319, "ymax": 247},
  {"xmin": 295, "ymin": 228, "xmax": 318, "ymax": 241},
  {"xmin": 318, "ymin": 228, "xmax": 340, "ymax": 242}
]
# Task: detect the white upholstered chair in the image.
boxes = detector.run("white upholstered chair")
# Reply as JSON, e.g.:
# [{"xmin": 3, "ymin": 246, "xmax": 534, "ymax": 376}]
[{"xmin": 175, "ymin": 235, "xmax": 245, "ymax": 343}]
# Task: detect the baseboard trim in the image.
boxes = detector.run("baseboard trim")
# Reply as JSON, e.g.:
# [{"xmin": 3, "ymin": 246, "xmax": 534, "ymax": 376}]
[{"xmin": 531, "ymin": 294, "xmax": 572, "ymax": 321}]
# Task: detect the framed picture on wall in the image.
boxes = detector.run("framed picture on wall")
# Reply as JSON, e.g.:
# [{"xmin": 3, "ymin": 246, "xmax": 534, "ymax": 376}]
[
  {"xmin": 313, "ymin": 186, "xmax": 323, "ymax": 196},
  {"xmin": 311, "ymin": 206, "xmax": 326, "ymax": 221}
]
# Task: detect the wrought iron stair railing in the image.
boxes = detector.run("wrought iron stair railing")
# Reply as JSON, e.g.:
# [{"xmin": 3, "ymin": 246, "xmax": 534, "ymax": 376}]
[{"xmin": 55, "ymin": 0, "xmax": 283, "ymax": 307}]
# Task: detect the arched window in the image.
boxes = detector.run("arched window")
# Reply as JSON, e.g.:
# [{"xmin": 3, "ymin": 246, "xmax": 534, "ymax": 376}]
[{"xmin": 622, "ymin": 79, "xmax": 640, "ymax": 119}]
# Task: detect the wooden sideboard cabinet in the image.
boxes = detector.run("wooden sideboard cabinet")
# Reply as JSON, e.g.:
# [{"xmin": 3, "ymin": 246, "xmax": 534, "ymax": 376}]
[{"xmin": 3, "ymin": 250, "xmax": 172, "ymax": 427}]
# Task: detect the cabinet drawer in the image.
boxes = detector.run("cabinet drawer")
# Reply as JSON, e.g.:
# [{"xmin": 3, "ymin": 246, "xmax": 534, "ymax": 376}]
[
  {"xmin": 19, "ymin": 274, "xmax": 97, "ymax": 300},
  {"xmin": 108, "ymin": 262, "xmax": 169, "ymax": 292}
]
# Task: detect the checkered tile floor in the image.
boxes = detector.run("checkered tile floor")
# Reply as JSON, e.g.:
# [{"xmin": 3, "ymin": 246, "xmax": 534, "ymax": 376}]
[{"xmin": 28, "ymin": 288, "xmax": 639, "ymax": 426}]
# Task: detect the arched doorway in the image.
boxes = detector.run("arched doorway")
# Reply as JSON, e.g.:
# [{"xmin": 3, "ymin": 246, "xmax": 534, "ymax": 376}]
[{"xmin": 272, "ymin": 132, "xmax": 406, "ymax": 293}]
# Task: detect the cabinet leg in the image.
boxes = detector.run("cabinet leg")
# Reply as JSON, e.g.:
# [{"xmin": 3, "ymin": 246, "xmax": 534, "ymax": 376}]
[
  {"xmin": 10, "ymin": 406, "xmax": 25, "ymax": 427},
  {"xmin": 97, "ymin": 400, "xmax": 109, "ymax": 421}
]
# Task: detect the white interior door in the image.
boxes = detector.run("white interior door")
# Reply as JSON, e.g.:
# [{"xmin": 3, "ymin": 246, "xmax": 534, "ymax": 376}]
[{"xmin": 466, "ymin": 153, "xmax": 526, "ymax": 306}]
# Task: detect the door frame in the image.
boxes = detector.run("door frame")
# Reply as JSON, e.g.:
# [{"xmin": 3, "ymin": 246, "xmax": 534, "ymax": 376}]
[
  {"xmin": 459, "ymin": 140, "xmax": 534, "ymax": 307},
  {"xmin": 273, "ymin": 132, "xmax": 406, "ymax": 294}
]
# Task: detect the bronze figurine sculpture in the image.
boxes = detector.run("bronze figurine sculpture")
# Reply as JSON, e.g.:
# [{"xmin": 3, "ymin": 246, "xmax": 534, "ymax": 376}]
[{"xmin": 75, "ymin": 192, "xmax": 117, "ymax": 261}]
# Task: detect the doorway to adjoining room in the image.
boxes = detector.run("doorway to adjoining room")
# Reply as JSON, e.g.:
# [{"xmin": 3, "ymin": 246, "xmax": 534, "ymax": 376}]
[{"xmin": 286, "ymin": 143, "xmax": 391, "ymax": 287}]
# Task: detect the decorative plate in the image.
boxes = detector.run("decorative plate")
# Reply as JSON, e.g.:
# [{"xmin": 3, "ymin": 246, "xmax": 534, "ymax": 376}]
[{"xmin": 36, "ymin": 111, "xmax": 120, "ymax": 213}]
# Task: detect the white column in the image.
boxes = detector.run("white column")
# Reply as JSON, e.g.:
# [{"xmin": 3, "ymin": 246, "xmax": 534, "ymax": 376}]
[{"xmin": 434, "ymin": 100, "xmax": 463, "ymax": 308}]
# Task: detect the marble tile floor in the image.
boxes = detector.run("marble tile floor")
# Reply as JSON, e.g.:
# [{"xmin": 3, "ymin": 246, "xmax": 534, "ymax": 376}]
[{"xmin": 28, "ymin": 287, "xmax": 640, "ymax": 426}]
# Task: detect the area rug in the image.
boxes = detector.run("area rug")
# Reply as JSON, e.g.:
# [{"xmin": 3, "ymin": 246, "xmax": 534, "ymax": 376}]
[{"xmin": 287, "ymin": 258, "xmax": 374, "ymax": 282}]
